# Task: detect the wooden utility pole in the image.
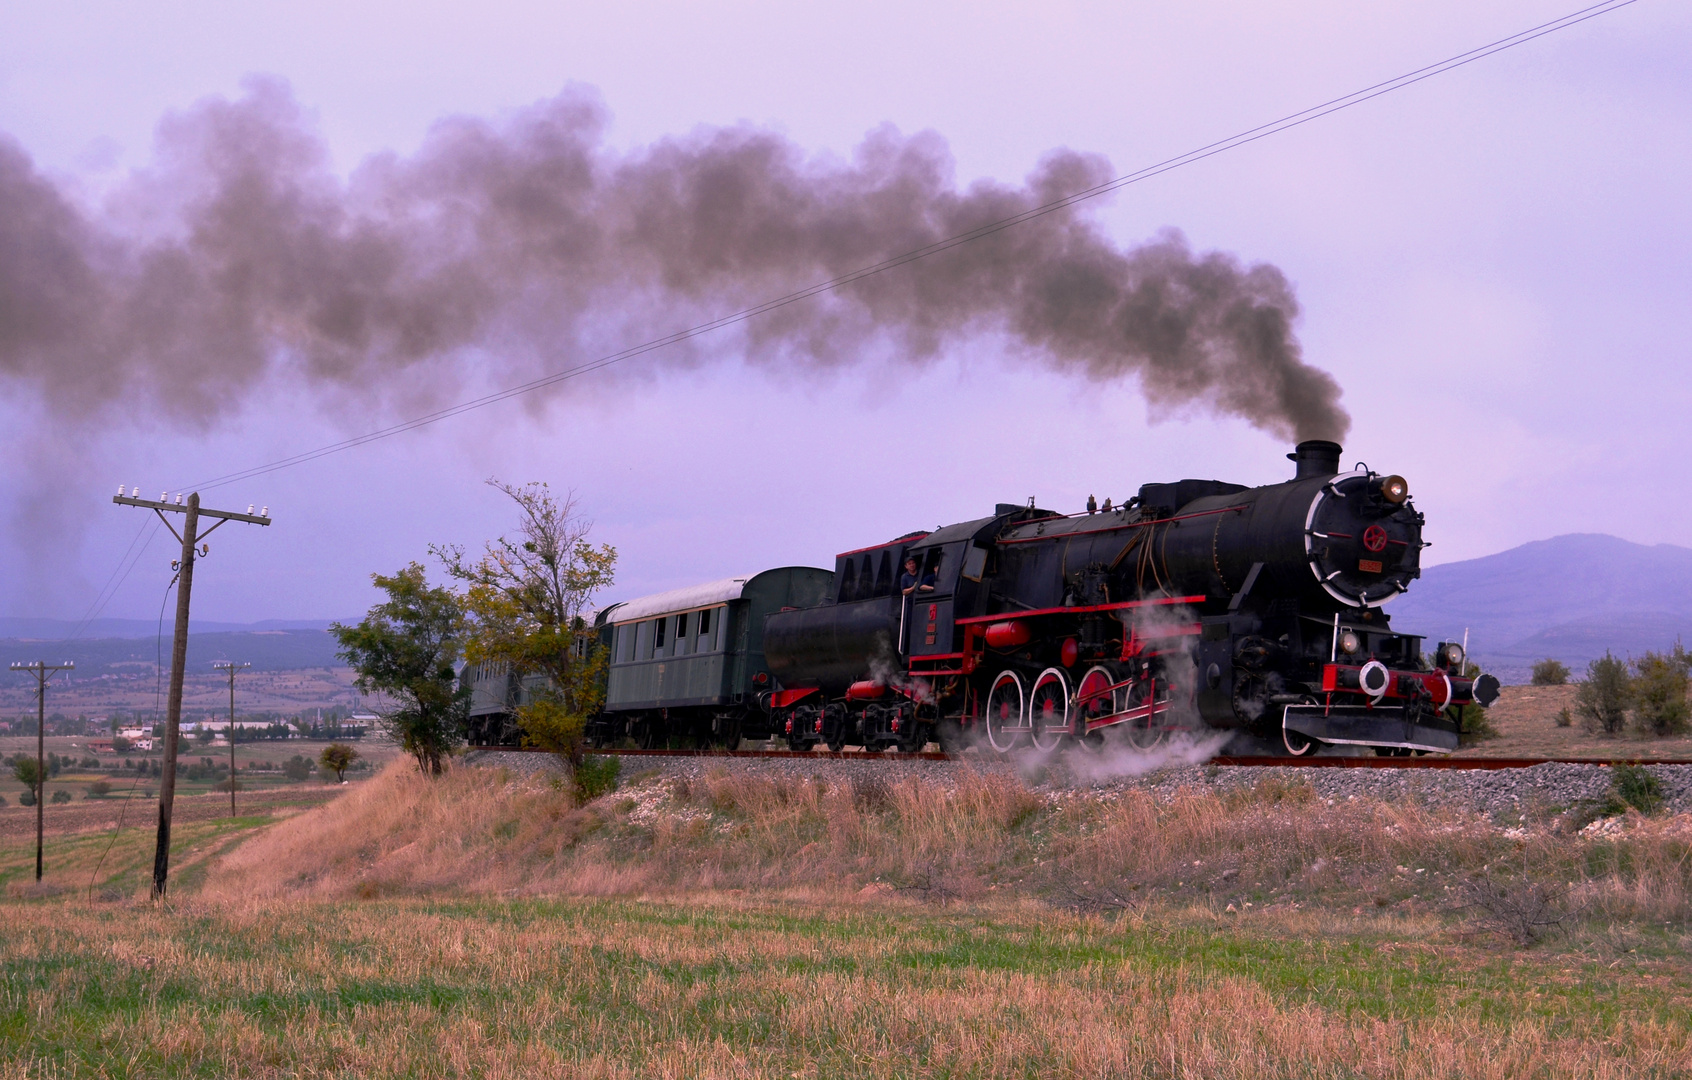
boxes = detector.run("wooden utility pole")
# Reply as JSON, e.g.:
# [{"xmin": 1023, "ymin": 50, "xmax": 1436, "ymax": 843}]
[
  {"xmin": 9, "ymin": 661, "xmax": 74, "ymax": 882},
  {"xmin": 113, "ymin": 488, "xmax": 270, "ymax": 899},
  {"xmin": 212, "ymin": 661, "xmax": 249, "ymax": 817}
]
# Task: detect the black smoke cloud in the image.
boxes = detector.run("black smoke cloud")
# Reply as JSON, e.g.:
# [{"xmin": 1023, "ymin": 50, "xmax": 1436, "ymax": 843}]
[{"xmin": 0, "ymin": 77, "xmax": 1349, "ymax": 442}]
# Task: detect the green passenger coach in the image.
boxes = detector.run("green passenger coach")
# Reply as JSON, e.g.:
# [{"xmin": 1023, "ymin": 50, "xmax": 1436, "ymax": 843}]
[{"xmin": 596, "ymin": 566, "xmax": 833, "ymax": 748}]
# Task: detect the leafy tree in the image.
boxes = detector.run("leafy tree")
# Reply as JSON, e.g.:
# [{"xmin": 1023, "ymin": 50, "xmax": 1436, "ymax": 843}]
[
  {"xmin": 1576, "ymin": 652, "xmax": 1631, "ymax": 735},
  {"xmin": 1531, "ymin": 658, "xmax": 1569, "ymax": 686},
  {"xmin": 12, "ymin": 757, "xmax": 40, "ymax": 790},
  {"xmin": 87, "ymin": 780, "xmax": 112, "ymax": 797},
  {"xmin": 281, "ymin": 755, "xmax": 314, "ymax": 782},
  {"xmin": 434, "ymin": 482, "xmax": 616, "ymax": 764},
  {"xmin": 111, "ymin": 736, "xmax": 132, "ymax": 753},
  {"xmin": 319, "ymin": 743, "xmax": 360, "ymax": 782},
  {"xmin": 1631, "ymin": 651, "xmax": 1690, "ymax": 737},
  {"xmin": 333, "ymin": 563, "xmax": 467, "ymax": 776},
  {"xmin": 50, "ymin": 789, "xmax": 71, "ymax": 804}
]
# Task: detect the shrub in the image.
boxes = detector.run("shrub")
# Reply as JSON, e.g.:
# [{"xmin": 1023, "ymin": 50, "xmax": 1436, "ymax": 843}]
[
  {"xmin": 17, "ymin": 790, "xmax": 33, "ymax": 807},
  {"xmin": 1456, "ymin": 663, "xmax": 1497, "ymax": 745},
  {"xmin": 1531, "ymin": 658, "xmax": 1570, "ymax": 685},
  {"xmin": 572, "ymin": 755, "xmax": 621, "ymax": 803},
  {"xmin": 1631, "ymin": 651, "xmax": 1690, "ymax": 737},
  {"xmin": 1576, "ymin": 653, "xmax": 1631, "ymax": 735},
  {"xmin": 86, "ymin": 780, "xmax": 112, "ymax": 797},
  {"xmin": 50, "ymin": 789, "xmax": 71, "ymax": 804},
  {"xmin": 282, "ymin": 755, "xmax": 314, "ymax": 782},
  {"xmin": 112, "ymin": 736, "xmax": 131, "ymax": 753},
  {"xmin": 1555, "ymin": 707, "xmax": 1573, "ymax": 728},
  {"xmin": 1604, "ymin": 763, "xmax": 1664, "ymax": 816}
]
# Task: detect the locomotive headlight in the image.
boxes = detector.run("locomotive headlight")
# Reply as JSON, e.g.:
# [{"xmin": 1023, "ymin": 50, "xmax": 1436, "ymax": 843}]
[
  {"xmin": 1441, "ymin": 642, "xmax": 1465, "ymax": 669},
  {"xmin": 1339, "ymin": 630, "xmax": 1361, "ymax": 655},
  {"xmin": 1379, "ymin": 475, "xmax": 1409, "ymax": 504}
]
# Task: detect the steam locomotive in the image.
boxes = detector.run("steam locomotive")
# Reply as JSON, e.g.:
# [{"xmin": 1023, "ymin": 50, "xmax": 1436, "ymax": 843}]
[{"xmin": 467, "ymin": 441, "xmax": 1500, "ymax": 756}]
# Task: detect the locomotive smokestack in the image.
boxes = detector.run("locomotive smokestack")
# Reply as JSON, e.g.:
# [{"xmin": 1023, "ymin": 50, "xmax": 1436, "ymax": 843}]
[{"xmin": 1288, "ymin": 440, "xmax": 1342, "ymax": 480}]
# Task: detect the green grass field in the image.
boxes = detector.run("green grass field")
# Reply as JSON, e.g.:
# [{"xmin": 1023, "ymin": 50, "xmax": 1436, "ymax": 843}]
[{"xmin": 3, "ymin": 894, "xmax": 1689, "ymax": 1078}]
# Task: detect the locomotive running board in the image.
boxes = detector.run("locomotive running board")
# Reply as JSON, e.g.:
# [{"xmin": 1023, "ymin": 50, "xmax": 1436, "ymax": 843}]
[{"xmin": 1283, "ymin": 705, "xmax": 1459, "ymax": 754}]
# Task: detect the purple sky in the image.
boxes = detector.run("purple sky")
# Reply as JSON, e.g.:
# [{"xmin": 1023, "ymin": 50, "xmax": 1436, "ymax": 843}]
[{"xmin": 1, "ymin": 0, "xmax": 1687, "ymax": 624}]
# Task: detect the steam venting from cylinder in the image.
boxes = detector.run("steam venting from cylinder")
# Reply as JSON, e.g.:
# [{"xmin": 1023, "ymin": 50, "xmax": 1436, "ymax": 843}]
[{"xmin": 0, "ymin": 78, "xmax": 1351, "ymax": 443}]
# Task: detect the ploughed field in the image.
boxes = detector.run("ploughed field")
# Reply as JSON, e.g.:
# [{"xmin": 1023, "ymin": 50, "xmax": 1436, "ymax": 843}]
[{"xmin": 2, "ymin": 751, "xmax": 1690, "ymax": 1078}]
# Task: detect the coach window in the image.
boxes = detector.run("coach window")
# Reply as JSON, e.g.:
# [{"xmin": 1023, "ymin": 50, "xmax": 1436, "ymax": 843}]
[
  {"xmin": 654, "ymin": 616, "xmax": 666, "ymax": 656},
  {"xmin": 697, "ymin": 607, "xmax": 712, "ymax": 648}
]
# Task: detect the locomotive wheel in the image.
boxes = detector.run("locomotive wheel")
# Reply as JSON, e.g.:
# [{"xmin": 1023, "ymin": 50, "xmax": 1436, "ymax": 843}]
[
  {"xmin": 1122, "ymin": 681, "xmax": 1164, "ymax": 750},
  {"xmin": 823, "ymin": 704, "xmax": 849, "ymax": 753},
  {"xmin": 1029, "ymin": 668, "xmax": 1070, "ymax": 752},
  {"xmin": 984, "ymin": 670, "xmax": 1028, "ymax": 754},
  {"xmin": 1076, "ymin": 666, "xmax": 1119, "ymax": 724},
  {"xmin": 1282, "ymin": 726, "xmax": 1318, "ymax": 756},
  {"xmin": 897, "ymin": 721, "xmax": 929, "ymax": 754}
]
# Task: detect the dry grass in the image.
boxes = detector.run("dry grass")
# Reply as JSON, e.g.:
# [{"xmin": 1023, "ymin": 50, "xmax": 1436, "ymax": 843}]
[
  {"xmin": 200, "ymin": 758, "xmax": 1692, "ymax": 936},
  {"xmin": 6, "ymin": 759, "xmax": 1692, "ymax": 1076}
]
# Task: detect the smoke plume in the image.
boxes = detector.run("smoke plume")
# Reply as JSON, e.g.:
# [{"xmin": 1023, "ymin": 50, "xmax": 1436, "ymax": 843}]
[{"xmin": 0, "ymin": 77, "xmax": 1349, "ymax": 442}]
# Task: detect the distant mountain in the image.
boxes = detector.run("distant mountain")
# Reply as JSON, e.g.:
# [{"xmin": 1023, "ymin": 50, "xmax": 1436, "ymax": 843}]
[
  {"xmin": 1385, "ymin": 534, "xmax": 1692, "ymax": 684},
  {"xmin": 0, "ymin": 616, "xmax": 342, "ymax": 639}
]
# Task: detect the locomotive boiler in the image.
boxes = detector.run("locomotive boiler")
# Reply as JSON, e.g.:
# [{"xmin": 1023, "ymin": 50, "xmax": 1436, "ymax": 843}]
[{"xmin": 760, "ymin": 440, "xmax": 1500, "ymax": 756}]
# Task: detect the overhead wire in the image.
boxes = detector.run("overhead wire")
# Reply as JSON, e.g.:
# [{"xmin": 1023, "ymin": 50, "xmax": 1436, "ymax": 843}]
[{"xmin": 180, "ymin": 0, "xmax": 1639, "ymax": 495}]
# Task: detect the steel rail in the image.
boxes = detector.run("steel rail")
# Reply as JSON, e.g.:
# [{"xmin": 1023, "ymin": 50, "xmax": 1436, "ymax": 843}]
[{"xmin": 466, "ymin": 746, "xmax": 1692, "ymax": 769}]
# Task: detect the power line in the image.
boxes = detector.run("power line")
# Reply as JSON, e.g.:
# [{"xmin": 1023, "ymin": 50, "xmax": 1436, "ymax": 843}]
[{"xmin": 180, "ymin": 0, "xmax": 1637, "ymax": 495}]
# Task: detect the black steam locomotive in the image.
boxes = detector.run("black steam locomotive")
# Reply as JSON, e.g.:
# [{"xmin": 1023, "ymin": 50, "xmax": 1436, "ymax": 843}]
[{"xmin": 471, "ymin": 441, "xmax": 1499, "ymax": 756}]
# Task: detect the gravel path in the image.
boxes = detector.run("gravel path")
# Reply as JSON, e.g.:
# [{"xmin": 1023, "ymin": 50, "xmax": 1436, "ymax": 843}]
[{"xmin": 461, "ymin": 749, "xmax": 1692, "ymax": 818}]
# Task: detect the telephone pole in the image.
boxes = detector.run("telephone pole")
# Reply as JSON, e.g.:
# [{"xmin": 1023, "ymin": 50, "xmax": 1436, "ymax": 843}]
[
  {"xmin": 9, "ymin": 661, "xmax": 74, "ymax": 882},
  {"xmin": 212, "ymin": 661, "xmax": 249, "ymax": 817},
  {"xmin": 114, "ymin": 488, "xmax": 270, "ymax": 899}
]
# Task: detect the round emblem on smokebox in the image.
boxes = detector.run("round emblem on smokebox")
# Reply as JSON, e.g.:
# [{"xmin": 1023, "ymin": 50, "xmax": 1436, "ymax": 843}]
[{"xmin": 1362, "ymin": 525, "xmax": 1388, "ymax": 553}]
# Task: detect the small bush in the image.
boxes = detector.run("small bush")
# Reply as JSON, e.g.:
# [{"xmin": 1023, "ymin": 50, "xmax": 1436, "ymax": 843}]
[
  {"xmin": 1456, "ymin": 663, "xmax": 1497, "ymax": 745},
  {"xmin": 86, "ymin": 780, "xmax": 112, "ymax": 797},
  {"xmin": 1576, "ymin": 653, "xmax": 1631, "ymax": 735},
  {"xmin": 1459, "ymin": 877, "xmax": 1574, "ymax": 946},
  {"xmin": 1631, "ymin": 651, "xmax": 1690, "ymax": 737},
  {"xmin": 281, "ymin": 755, "xmax": 314, "ymax": 782},
  {"xmin": 17, "ymin": 789, "xmax": 34, "ymax": 807},
  {"xmin": 50, "ymin": 789, "xmax": 71, "ymax": 804},
  {"xmin": 573, "ymin": 755, "xmax": 621, "ymax": 803},
  {"xmin": 1555, "ymin": 707, "xmax": 1573, "ymax": 728},
  {"xmin": 1604, "ymin": 763, "xmax": 1664, "ymax": 816},
  {"xmin": 1531, "ymin": 658, "xmax": 1570, "ymax": 686}
]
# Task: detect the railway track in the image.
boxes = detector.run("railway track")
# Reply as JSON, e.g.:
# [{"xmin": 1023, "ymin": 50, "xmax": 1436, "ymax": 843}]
[{"xmin": 472, "ymin": 746, "xmax": 1692, "ymax": 770}]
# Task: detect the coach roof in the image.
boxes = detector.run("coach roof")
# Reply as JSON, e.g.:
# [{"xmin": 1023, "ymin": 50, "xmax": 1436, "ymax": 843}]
[{"xmin": 608, "ymin": 575, "xmax": 756, "ymax": 624}]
